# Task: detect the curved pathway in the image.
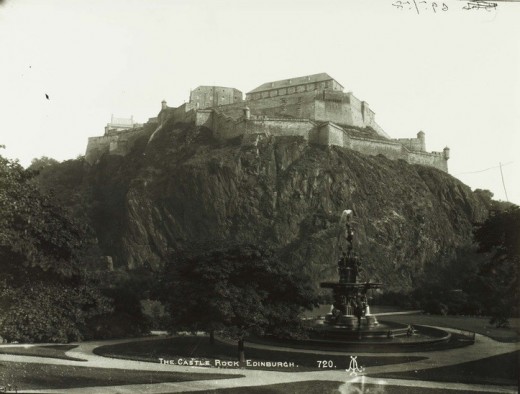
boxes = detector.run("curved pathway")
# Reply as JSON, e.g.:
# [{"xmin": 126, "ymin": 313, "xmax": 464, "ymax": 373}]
[{"xmin": 0, "ymin": 328, "xmax": 518, "ymax": 393}]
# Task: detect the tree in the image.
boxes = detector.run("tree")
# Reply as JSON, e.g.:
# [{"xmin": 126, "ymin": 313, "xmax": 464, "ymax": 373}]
[
  {"xmin": 27, "ymin": 156, "xmax": 59, "ymax": 172},
  {"xmin": 0, "ymin": 147, "xmax": 111, "ymax": 342},
  {"xmin": 162, "ymin": 245, "xmax": 318, "ymax": 361},
  {"xmin": 474, "ymin": 206, "xmax": 520, "ymax": 327}
]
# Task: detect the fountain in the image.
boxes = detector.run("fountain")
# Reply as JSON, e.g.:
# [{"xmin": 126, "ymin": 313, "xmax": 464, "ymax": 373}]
[
  {"xmin": 318, "ymin": 210, "xmax": 382, "ymax": 338},
  {"xmin": 250, "ymin": 209, "xmax": 460, "ymax": 350},
  {"xmin": 312, "ymin": 209, "xmax": 419, "ymax": 341}
]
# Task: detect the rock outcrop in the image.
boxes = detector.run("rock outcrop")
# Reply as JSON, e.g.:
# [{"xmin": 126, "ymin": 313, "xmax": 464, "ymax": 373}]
[{"xmin": 41, "ymin": 120, "xmax": 489, "ymax": 291}]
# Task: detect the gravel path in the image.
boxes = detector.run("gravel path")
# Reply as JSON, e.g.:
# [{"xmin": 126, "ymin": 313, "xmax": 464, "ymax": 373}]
[{"xmin": 0, "ymin": 327, "xmax": 517, "ymax": 394}]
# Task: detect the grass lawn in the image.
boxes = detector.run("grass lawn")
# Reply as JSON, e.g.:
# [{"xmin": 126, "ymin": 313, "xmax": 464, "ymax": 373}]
[
  {"xmin": 0, "ymin": 361, "xmax": 242, "ymax": 391},
  {"xmin": 382, "ymin": 313, "xmax": 519, "ymax": 342},
  {"xmin": 95, "ymin": 336, "xmax": 425, "ymax": 371},
  {"xmin": 181, "ymin": 381, "xmax": 344, "ymax": 394},
  {"xmin": 369, "ymin": 350, "xmax": 519, "ymax": 386},
  {"xmin": 0, "ymin": 345, "xmax": 84, "ymax": 361},
  {"xmin": 180, "ymin": 381, "xmax": 493, "ymax": 394}
]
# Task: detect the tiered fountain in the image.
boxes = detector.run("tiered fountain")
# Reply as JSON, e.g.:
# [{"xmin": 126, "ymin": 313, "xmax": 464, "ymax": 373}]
[{"xmin": 313, "ymin": 209, "xmax": 410, "ymax": 340}]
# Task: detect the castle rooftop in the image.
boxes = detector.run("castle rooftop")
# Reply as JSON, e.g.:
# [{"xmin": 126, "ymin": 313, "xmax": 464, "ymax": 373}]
[{"xmin": 247, "ymin": 72, "xmax": 343, "ymax": 94}]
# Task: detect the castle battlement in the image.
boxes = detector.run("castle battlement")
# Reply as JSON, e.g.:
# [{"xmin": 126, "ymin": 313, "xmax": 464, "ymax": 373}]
[{"xmin": 85, "ymin": 73, "xmax": 449, "ymax": 172}]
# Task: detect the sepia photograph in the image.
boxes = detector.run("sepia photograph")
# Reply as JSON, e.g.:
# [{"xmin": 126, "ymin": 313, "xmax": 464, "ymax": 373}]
[{"xmin": 0, "ymin": 0, "xmax": 519, "ymax": 393}]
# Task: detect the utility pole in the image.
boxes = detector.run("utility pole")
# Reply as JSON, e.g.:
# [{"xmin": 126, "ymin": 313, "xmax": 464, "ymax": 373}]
[{"xmin": 499, "ymin": 162, "xmax": 509, "ymax": 202}]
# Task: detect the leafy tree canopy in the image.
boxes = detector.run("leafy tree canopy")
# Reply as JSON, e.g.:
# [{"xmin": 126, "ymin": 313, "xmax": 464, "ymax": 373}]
[
  {"xmin": 474, "ymin": 206, "xmax": 520, "ymax": 326},
  {"xmin": 0, "ymin": 147, "xmax": 111, "ymax": 342},
  {"xmin": 0, "ymin": 150, "xmax": 88, "ymax": 279},
  {"xmin": 27, "ymin": 156, "xmax": 59, "ymax": 172},
  {"xmin": 162, "ymin": 245, "xmax": 319, "ymax": 355}
]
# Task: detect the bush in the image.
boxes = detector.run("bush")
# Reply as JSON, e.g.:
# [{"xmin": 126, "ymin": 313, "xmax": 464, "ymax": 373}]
[{"xmin": 0, "ymin": 282, "xmax": 112, "ymax": 343}]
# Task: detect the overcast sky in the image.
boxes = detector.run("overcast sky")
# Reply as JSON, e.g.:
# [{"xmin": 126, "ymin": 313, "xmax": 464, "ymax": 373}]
[{"xmin": 1, "ymin": 0, "xmax": 519, "ymax": 204}]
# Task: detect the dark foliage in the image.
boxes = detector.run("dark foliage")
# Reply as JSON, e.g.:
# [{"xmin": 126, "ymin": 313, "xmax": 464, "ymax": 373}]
[
  {"xmin": 386, "ymin": 207, "xmax": 519, "ymax": 326},
  {"xmin": 0, "ymin": 148, "xmax": 111, "ymax": 342},
  {"xmin": 474, "ymin": 206, "xmax": 520, "ymax": 326},
  {"xmin": 161, "ymin": 245, "xmax": 319, "ymax": 357}
]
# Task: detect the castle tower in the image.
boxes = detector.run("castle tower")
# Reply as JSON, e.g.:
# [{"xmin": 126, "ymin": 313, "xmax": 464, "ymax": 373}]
[
  {"xmin": 417, "ymin": 131, "xmax": 426, "ymax": 152},
  {"xmin": 361, "ymin": 101, "xmax": 370, "ymax": 123},
  {"xmin": 161, "ymin": 100, "xmax": 167, "ymax": 110},
  {"xmin": 443, "ymin": 146, "xmax": 450, "ymax": 160}
]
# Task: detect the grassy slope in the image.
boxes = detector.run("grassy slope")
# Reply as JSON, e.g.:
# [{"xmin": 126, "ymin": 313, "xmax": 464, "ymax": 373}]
[
  {"xmin": 369, "ymin": 351, "xmax": 519, "ymax": 386},
  {"xmin": 0, "ymin": 345, "xmax": 84, "ymax": 361},
  {"xmin": 0, "ymin": 361, "xmax": 241, "ymax": 390}
]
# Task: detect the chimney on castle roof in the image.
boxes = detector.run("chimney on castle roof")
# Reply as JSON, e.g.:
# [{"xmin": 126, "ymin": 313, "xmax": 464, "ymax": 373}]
[
  {"xmin": 161, "ymin": 100, "xmax": 167, "ymax": 110},
  {"xmin": 243, "ymin": 106, "xmax": 250, "ymax": 120}
]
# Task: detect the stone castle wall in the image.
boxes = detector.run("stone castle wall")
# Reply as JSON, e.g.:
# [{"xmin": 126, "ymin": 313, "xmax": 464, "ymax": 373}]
[
  {"xmin": 85, "ymin": 136, "xmax": 114, "ymax": 164},
  {"xmin": 86, "ymin": 106, "xmax": 448, "ymax": 172},
  {"xmin": 194, "ymin": 109, "xmax": 316, "ymax": 141},
  {"xmin": 407, "ymin": 151, "xmax": 448, "ymax": 172},
  {"xmin": 186, "ymin": 109, "xmax": 449, "ymax": 172},
  {"xmin": 86, "ymin": 123, "xmax": 152, "ymax": 164},
  {"xmin": 396, "ymin": 136, "xmax": 425, "ymax": 152}
]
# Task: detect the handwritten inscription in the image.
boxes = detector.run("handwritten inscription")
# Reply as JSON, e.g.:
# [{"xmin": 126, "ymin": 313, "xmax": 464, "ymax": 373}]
[
  {"xmin": 462, "ymin": 1, "xmax": 497, "ymax": 11},
  {"xmin": 393, "ymin": 0, "xmax": 499, "ymax": 13},
  {"xmin": 392, "ymin": 1, "xmax": 449, "ymax": 13}
]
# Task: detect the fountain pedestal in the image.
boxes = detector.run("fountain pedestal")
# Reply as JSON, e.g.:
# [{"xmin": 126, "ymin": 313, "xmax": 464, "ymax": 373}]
[
  {"xmin": 320, "ymin": 282, "xmax": 381, "ymax": 329},
  {"xmin": 316, "ymin": 209, "xmax": 383, "ymax": 338}
]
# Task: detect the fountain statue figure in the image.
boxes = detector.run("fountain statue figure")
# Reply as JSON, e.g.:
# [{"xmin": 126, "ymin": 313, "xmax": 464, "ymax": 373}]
[{"xmin": 320, "ymin": 209, "xmax": 381, "ymax": 331}]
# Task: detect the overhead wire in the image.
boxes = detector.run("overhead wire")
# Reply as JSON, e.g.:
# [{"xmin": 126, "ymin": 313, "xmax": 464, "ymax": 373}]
[{"xmin": 455, "ymin": 161, "xmax": 513, "ymax": 175}]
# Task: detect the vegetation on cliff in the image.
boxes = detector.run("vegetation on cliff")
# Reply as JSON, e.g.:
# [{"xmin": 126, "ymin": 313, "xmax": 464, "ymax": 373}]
[{"xmin": 0, "ymin": 149, "xmax": 111, "ymax": 342}]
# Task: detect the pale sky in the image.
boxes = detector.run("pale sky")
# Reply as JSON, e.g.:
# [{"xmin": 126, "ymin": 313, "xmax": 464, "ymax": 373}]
[{"xmin": 1, "ymin": 0, "xmax": 519, "ymax": 204}]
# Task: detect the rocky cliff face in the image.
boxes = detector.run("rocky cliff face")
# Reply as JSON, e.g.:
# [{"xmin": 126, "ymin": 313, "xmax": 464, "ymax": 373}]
[{"xmin": 49, "ymin": 120, "xmax": 490, "ymax": 291}]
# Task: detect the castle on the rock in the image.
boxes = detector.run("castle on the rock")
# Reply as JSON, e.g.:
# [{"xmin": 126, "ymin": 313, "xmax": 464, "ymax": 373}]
[{"xmin": 85, "ymin": 73, "xmax": 450, "ymax": 172}]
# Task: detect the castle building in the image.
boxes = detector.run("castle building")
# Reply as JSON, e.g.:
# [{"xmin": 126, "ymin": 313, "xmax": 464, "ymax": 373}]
[
  {"xmin": 181, "ymin": 73, "xmax": 389, "ymax": 139},
  {"xmin": 104, "ymin": 115, "xmax": 142, "ymax": 135},
  {"xmin": 86, "ymin": 73, "xmax": 450, "ymax": 173},
  {"xmin": 188, "ymin": 86, "xmax": 243, "ymax": 110},
  {"xmin": 245, "ymin": 73, "xmax": 344, "ymax": 100}
]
